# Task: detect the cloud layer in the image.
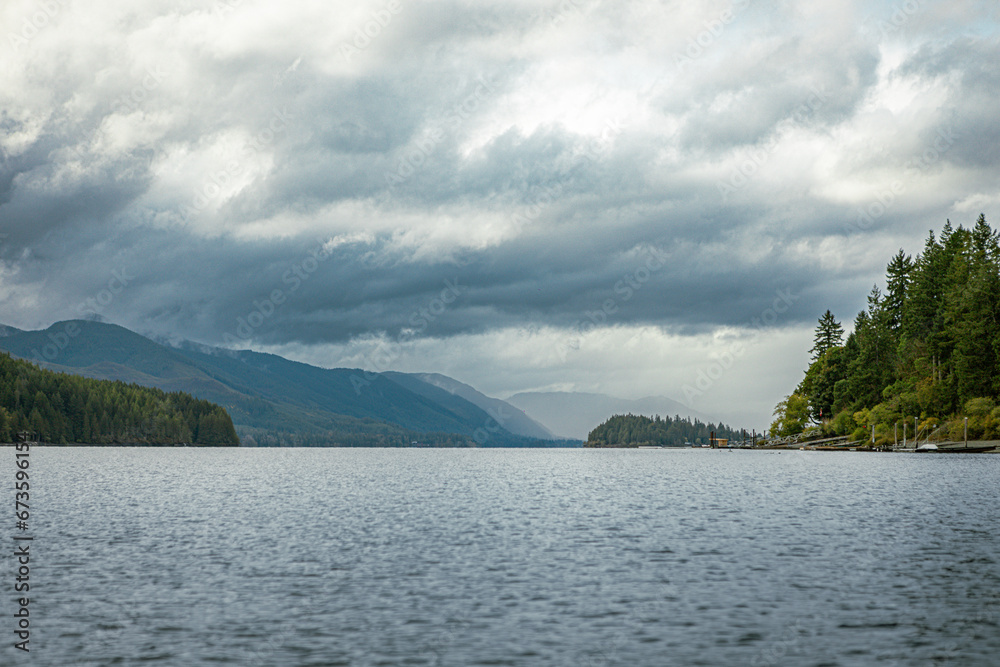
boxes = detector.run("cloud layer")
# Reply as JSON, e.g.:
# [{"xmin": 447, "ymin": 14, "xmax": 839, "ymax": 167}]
[{"xmin": 2, "ymin": 0, "xmax": 998, "ymax": 427}]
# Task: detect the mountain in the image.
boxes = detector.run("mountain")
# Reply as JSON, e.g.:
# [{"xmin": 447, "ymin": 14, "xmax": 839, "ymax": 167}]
[
  {"xmin": 0, "ymin": 320, "xmax": 549, "ymax": 447},
  {"xmin": 385, "ymin": 372, "xmax": 557, "ymax": 440},
  {"xmin": 505, "ymin": 391, "xmax": 708, "ymax": 440}
]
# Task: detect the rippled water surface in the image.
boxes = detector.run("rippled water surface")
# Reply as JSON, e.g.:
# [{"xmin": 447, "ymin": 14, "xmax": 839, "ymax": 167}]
[{"xmin": 5, "ymin": 448, "xmax": 1000, "ymax": 666}]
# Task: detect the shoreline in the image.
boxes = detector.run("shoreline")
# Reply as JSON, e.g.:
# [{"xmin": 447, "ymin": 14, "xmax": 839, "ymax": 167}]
[
  {"xmin": 4, "ymin": 440, "xmax": 999, "ymax": 452},
  {"xmin": 0, "ymin": 442, "xmax": 236, "ymax": 448}
]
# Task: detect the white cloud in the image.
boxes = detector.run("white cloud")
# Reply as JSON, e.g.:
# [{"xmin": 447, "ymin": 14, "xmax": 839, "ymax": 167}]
[{"xmin": 1, "ymin": 0, "xmax": 998, "ymax": 427}]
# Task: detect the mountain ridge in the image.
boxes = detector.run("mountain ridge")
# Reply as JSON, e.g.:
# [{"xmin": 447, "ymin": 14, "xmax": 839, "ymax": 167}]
[
  {"xmin": 0, "ymin": 320, "xmax": 559, "ymax": 447},
  {"xmin": 505, "ymin": 391, "xmax": 711, "ymax": 441},
  {"xmin": 388, "ymin": 372, "xmax": 557, "ymax": 440}
]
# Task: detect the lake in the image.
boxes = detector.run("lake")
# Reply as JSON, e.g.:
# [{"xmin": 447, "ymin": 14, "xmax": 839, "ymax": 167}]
[{"xmin": 5, "ymin": 447, "xmax": 999, "ymax": 666}]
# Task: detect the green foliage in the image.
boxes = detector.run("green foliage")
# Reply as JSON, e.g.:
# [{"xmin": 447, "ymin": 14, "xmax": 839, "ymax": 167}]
[
  {"xmin": 964, "ymin": 397, "xmax": 995, "ymax": 417},
  {"xmin": 828, "ymin": 409, "xmax": 855, "ymax": 436},
  {"xmin": 884, "ymin": 249, "xmax": 913, "ymax": 332},
  {"xmin": 778, "ymin": 214, "xmax": 1000, "ymax": 443},
  {"xmin": 586, "ymin": 413, "xmax": 744, "ymax": 447},
  {"xmin": 0, "ymin": 353, "xmax": 238, "ymax": 445},
  {"xmin": 809, "ymin": 310, "xmax": 844, "ymax": 361},
  {"xmin": 0, "ymin": 320, "xmax": 537, "ymax": 447},
  {"xmin": 770, "ymin": 393, "xmax": 810, "ymax": 436},
  {"xmin": 798, "ymin": 347, "xmax": 846, "ymax": 421}
]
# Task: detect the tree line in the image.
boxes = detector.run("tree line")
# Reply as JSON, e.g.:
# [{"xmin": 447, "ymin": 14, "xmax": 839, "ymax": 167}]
[
  {"xmin": 237, "ymin": 425, "xmax": 477, "ymax": 448},
  {"xmin": 0, "ymin": 353, "xmax": 239, "ymax": 445},
  {"xmin": 587, "ymin": 413, "xmax": 743, "ymax": 447},
  {"xmin": 771, "ymin": 214, "xmax": 1000, "ymax": 444}
]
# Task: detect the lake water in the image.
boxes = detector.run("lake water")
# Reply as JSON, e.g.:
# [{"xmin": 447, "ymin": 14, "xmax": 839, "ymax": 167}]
[{"xmin": 4, "ymin": 448, "xmax": 999, "ymax": 666}]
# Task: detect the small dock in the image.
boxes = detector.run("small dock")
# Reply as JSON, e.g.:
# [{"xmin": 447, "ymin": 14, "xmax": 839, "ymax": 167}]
[{"xmin": 754, "ymin": 435, "xmax": 1000, "ymax": 453}]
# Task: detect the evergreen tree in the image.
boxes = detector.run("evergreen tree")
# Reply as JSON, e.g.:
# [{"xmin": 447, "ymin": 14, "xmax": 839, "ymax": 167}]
[
  {"xmin": 774, "ymin": 214, "xmax": 1000, "ymax": 445},
  {"xmin": 809, "ymin": 310, "xmax": 844, "ymax": 361},
  {"xmin": 972, "ymin": 213, "xmax": 1000, "ymax": 261},
  {"xmin": 798, "ymin": 346, "xmax": 847, "ymax": 422},
  {"xmin": 0, "ymin": 353, "xmax": 239, "ymax": 445},
  {"xmin": 884, "ymin": 249, "xmax": 913, "ymax": 334},
  {"xmin": 586, "ymin": 413, "xmax": 743, "ymax": 447},
  {"xmin": 902, "ymin": 229, "xmax": 942, "ymax": 343}
]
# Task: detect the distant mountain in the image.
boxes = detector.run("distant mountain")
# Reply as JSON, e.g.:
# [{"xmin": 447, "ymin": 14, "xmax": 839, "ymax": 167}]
[
  {"xmin": 0, "ymin": 321, "xmax": 550, "ymax": 447},
  {"xmin": 505, "ymin": 391, "xmax": 709, "ymax": 440},
  {"xmin": 386, "ymin": 372, "xmax": 557, "ymax": 440}
]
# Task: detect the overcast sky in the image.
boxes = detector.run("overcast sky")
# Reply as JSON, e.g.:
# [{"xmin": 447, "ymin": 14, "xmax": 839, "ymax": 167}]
[{"xmin": 2, "ymin": 0, "xmax": 998, "ymax": 428}]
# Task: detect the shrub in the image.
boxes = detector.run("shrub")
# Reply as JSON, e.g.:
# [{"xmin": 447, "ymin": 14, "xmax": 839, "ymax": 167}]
[
  {"xmin": 948, "ymin": 420, "xmax": 965, "ymax": 442},
  {"xmin": 968, "ymin": 415, "xmax": 986, "ymax": 439},
  {"xmin": 985, "ymin": 415, "xmax": 1000, "ymax": 441},
  {"xmin": 965, "ymin": 397, "xmax": 995, "ymax": 417},
  {"xmin": 829, "ymin": 409, "xmax": 855, "ymax": 436}
]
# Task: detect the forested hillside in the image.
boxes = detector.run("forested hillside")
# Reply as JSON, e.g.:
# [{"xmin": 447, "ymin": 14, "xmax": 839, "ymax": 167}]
[
  {"xmin": 771, "ymin": 214, "xmax": 1000, "ymax": 444},
  {"xmin": 586, "ymin": 413, "xmax": 743, "ymax": 447},
  {"xmin": 0, "ymin": 320, "xmax": 546, "ymax": 447},
  {"xmin": 0, "ymin": 353, "xmax": 239, "ymax": 445}
]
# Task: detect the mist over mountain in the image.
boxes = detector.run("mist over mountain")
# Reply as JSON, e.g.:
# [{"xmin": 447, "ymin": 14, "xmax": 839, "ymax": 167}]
[
  {"xmin": 388, "ymin": 372, "xmax": 557, "ymax": 441},
  {"xmin": 506, "ymin": 391, "xmax": 713, "ymax": 441},
  {"xmin": 0, "ymin": 320, "xmax": 563, "ymax": 447}
]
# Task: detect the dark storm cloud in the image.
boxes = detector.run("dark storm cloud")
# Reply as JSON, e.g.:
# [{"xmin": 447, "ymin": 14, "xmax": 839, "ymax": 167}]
[
  {"xmin": 897, "ymin": 37, "xmax": 1000, "ymax": 170},
  {"xmin": 65, "ymin": 224, "xmax": 829, "ymax": 347},
  {"xmin": 670, "ymin": 42, "xmax": 881, "ymax": 154},
  {"xmin": 0, "ymin": 0, "xmax": 997, "ymax": 369}
]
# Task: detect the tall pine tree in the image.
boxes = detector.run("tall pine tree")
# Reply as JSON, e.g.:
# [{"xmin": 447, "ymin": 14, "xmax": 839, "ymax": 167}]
[
  {"xmin": 885, "ymin": 249, "xmax": 913, "ymax": 334},
  {"xmin": 809, "ymin": 310, "xmax": 844, "ymax": 361}
]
